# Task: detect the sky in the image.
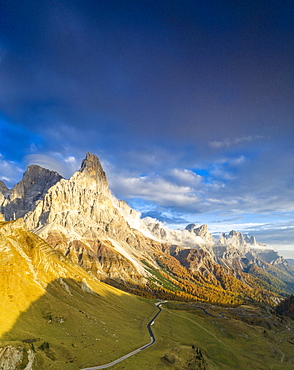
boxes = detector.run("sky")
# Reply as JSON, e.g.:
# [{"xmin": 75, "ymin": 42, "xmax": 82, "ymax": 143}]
[{"xmin": 0, "ymin": 0, "xmax": 293, "ymax": 257}]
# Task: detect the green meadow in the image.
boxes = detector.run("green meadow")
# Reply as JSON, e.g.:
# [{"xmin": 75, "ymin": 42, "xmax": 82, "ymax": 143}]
[
  {"xmin": 105, "ymin": 302, "xmax": 294, "ymax": 370},
  {"xmin": 1, "ymin": 282, "xmax": 294, "ymax": 370}
]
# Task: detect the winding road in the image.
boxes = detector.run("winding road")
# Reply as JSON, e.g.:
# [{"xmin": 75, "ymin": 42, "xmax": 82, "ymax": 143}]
[
  {"xmin": 80, "ymin": 301, "xmax": 164, "ymax": 370},
  {"xmin": 80, "ymin": 301, "xmax": 292, "ymax": 369}
]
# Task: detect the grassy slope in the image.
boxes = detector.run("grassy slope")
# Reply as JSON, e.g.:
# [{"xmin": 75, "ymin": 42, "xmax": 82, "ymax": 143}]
[
  {"xmin": 0, "ymin": 220, "xmax": 156, "ymax": 369},
  {"xmin": 1, "ymin": 279, "xmax": 157, "ymax": 369},
  {"xmin": 3, "ymin": 295, "xmax": 294, "ymax": 369}
]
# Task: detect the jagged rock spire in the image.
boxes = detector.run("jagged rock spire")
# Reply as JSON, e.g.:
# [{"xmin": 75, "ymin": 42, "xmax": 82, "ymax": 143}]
[
  {"xmin": 185, "ymin": 223, "xmax": 213, "ymax": 242},
  {"xmin": 80, "ymin": 152, "xmax": 108, "ymax": 183},
  {"xmin": 71, "ymin": 152, "xmax": 109, "ymax": 194}
]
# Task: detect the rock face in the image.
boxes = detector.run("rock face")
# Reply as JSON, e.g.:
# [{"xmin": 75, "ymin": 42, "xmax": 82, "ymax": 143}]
[
  {"xmin": 0, "ymin": 165, "xmax": 62, "ymax": 221},
  {"xmin": 209, "ymin": 230, "xmax": 294, "ymax": 286},
  {"xmin": 0, "ymin": 180, "xmax": 8, "ymax": 195},
  {"xmin": 215, "ymin": 230, "xmax": 276, "ymax": 265},
  {"xmin": 0, "ymin": 181, "xmax": 9, "ymax": 210},
  {"xmin": 23, "ymin": 153, "xmax": 160, "ymax": 288},
  {"xmin": 72, "ymin": 152, "xmax": 109, "ymax": 194},
  {"xmin": 143, "ymin": 220, "xmax": 214, "ymax": 250},
  {"xmin": 0, "ymin": 346, "xmax": 35, "ymax": 370},
  {"xmin": 185, "ymin": 224, "xmax": 213, "ymax": 242}
]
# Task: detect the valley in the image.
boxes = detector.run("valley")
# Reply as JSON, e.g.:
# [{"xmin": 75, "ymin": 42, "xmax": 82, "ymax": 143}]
[
  {"xmin": 96, "ymin": 301, "xmax": 294, "ymax": 370},
  {"xmin": 1, "ymin": 287, "xmax": 294, "ymax": 370}
]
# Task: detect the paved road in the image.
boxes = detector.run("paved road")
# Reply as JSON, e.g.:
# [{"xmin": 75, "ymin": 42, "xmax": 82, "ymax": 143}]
[{"xmin": 80, "ymin": 302, "xmax": 164, "ymax": 370}]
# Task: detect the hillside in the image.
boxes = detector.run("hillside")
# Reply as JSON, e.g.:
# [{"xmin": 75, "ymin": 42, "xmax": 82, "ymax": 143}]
[
  {"xmin": 276, "ymin": 295, "xmax": 294, "ymax": 319},
  {"xmin": 0, "ymin": 218, "xmax": 156, "ymax": 369}
]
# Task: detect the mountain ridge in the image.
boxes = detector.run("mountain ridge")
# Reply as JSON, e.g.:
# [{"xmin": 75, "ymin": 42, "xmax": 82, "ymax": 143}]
[{"xmin": 1, "ymin": 152, "xmax": 293, "ymax": 304}]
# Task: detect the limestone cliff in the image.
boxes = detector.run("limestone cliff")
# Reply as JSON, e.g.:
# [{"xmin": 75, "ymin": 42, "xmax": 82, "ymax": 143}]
[
  {"xmin": 185, "ymin": 223, "xmax": 214, "ymax": 243},
  {"xmin": 1, "ymin": 165, "xmax": 62, "ymax": 221},
  {"xmin": 24, "ymin": 153, "xmax": 161, "ymax": 288},
  {"xmin": 0, "ymin": 180, "xmax": 8, "ymax": 209},
  {"xmin": 0, "ymin": 180, "xmax": 8, "ymax": 195}
]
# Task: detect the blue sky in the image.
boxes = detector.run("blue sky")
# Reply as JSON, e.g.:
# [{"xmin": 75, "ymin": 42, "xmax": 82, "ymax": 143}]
[{"xmin": 0, "ymin": 0, "xmax": 293, "ymax": 257}]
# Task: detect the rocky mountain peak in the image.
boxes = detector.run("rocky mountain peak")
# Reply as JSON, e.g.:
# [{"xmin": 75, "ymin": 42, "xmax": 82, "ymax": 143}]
[
  {"xmin": 80, "ymin": 152, "xmax": 104, "ymax": 174},
  {"xmin": 185, "ymin": 223, "xmax": 213, "ymax": 242},
  {"xmin": 228, "ymin": 230, "xmax": 243, "ymax": 238},
  {"xmin": 219, "ymin": 231, "xmax": 261, "ymax": 249},
  {"xmin": 218, "ymin": 230, "xmax": 246, "ymax": 248},
  {"xmin": 71, "ymin": 152, "xmax": 109, "ymax": 194},
  {"xmin": 21, "ymin": 164, "xmax": 62, "ymax": 191},
  {"xmin": 1, "ymin": 165, "xmax": 63, "ymax": 221},
  {"xmin": 244, "ymin": 234, "xmax": 257, "ymax": 245}
]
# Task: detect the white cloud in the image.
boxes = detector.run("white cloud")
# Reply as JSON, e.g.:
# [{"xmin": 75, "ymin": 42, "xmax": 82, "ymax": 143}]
[
  {"xmin": 210, "ymin": 222, "xmax": 267, "ymax": 233},
  {"xmin": 169, "ymin": 168, "xmax": 202, "ymax": 186},
  {"xmin": 229, "ymin": 155, "xmax": 246, "ymax": 165},
  {"xmin": 64, "ymin": 156, "xmax": 76, "ymax": 163},
  {"xmin": 109, "ymin": 173, "xmax": 200, "ymax": 208},
  {"xmin": 209, "ymin": 136, "xmax": 263, "ymax": 149}
]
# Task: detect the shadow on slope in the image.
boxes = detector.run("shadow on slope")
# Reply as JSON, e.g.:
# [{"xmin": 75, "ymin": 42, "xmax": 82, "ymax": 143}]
[{"xmin": 0, "ymin": 277, "xmax": 156, "ymax": 370}]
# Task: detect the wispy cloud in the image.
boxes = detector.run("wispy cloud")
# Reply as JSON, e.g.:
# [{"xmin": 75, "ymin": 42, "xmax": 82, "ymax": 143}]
[
  {"xmin": 109, "ymin": 173, "xmax": 200, "ymax": 208},
  {"xmin": 168, "ymin": 168, "xmax": 202, "ymax": 186},
  {"xmin": 209, "ymin": 136, "xmax": 263, "ymax": 149},
  {"xmin": 25, "ymin": 152, "xmax": 79, "ymax": 178}
]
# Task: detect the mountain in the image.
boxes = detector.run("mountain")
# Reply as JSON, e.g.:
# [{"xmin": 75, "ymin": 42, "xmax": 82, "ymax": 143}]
[
  {"xmin": 1, "ymin": 152, "xmax": 293, "ymax": 305},
  {"xmin": 2, "ymin": 153, "xmax": 294, "ymax": 369},
  {"xmin": 213, "ymin": 230, "xmax": 294, "ymax": 293},
  {"xmin": 22, "ymin": 153, "xmax": 161, "ymax": 291},
  {"xmin": 143, "ymin": 221, "xmax": 294, "ymax": 295},
  {"xmin": 185, "ymin": 223, "xmax": 214, "ymax": 243},
  {"xmin": 0, "ymin": 165, "xmax": 62, "ymax": 221}
]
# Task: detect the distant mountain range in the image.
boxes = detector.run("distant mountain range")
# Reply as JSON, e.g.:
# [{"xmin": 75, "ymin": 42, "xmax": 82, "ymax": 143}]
[{"xmin": 1, "ymin": 152, "xmax": 294, "ymax": 306}]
